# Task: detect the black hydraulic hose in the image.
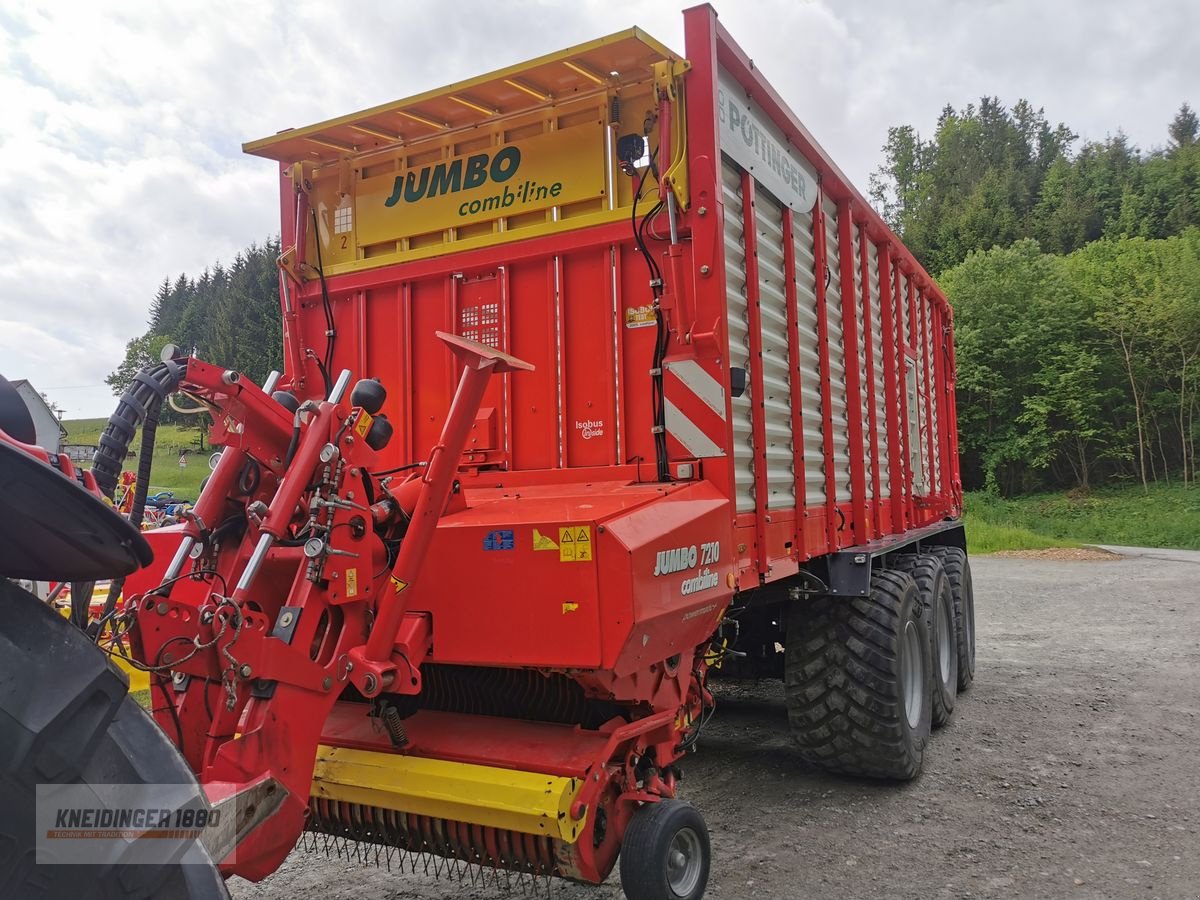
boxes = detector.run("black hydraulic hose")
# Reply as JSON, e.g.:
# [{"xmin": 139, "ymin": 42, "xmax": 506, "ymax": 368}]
[
  {"xmin": 81, "ymin": 358, "xmax": 186, "ymax": 634},
  {"xmin": 91, "ymin": 395, "xmax": 163, "ymax": 638},
  {"xmin": 92, "ymin": 359, "xmax": 186, "ymax": 500}
]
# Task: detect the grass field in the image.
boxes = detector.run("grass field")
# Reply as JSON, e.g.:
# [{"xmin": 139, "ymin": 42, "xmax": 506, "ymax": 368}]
[
  {"xmin": 63, "ymin": 417, "xmax": 210, "ymax": 500},
  {"xmin": 965, "ymin": 484, "xmax": 1200, "ymax": 552},
  {"xmin": 64, "ymin": 416, "xmax": 1198, "ymax": 553}
]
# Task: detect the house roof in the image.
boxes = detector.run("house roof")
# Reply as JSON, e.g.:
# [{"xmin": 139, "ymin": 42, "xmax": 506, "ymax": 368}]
[{"xmin": 11, "ymin": 379, "xmax": 69, "ymax": 437}]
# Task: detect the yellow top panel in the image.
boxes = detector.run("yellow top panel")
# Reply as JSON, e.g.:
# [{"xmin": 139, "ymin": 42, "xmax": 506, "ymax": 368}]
[{"xmin": 244, "ymin": 28, "xmax": 681, "ymax": 165}]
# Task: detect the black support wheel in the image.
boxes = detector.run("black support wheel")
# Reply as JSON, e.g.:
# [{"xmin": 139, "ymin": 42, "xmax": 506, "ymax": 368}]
[
  {"xmin": 928, "ymin": 545, "xmax": 976, "ymax": 691},
  {"xmin": 891, "ymin": 553, "xmax": 957, "ymax": 727},
  {"xmin": 0, "ymin": 579, "xmax": 229, "ymax": 900},
  {"xmin": 619, "ymin": 799, "xmax": 710, "ymax": 900},
  {"xmin": 784, "ymin": 569, "xmax": 932, "ymax": 780}
]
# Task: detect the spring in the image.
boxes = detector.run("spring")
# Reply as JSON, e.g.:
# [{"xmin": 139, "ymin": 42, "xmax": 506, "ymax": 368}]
[
  {"xmin": 381, "ymin": 704, "xmax": 408, "ymax": 748},
  {"xmin": 306, "ymin": 798, "xmax": 564, "ymax": 878}
]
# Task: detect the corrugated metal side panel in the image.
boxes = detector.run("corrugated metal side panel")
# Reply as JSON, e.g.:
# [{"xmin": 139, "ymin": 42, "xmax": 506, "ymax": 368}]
[
  {"xmin": 918, "ymin": 290, "xmax": 933, "ymax": 496},
  {"xmin": 723, "ymin": 159, "xmax": 756, "ymax": 513},
  {"xmin": 823, "ymin": 197, "xmax": 852, "ymax": 503},
  {"xmin": 869, "ymin": 241, "xmax": 890, "ymax": 499},
  {"xmin": 753, "ymin": 189, "xmax": 794, "ymax": 510},
  {"xmin": 851, "ymin": 226, "xmax": 872, "ymax": 500},
  {"xmin": 925, "ymin": 294, "xmax": 942, "ymax": 495},
  {"xmin": 793, "ymin": 207, "xmax": 825, "ymax": 507}
]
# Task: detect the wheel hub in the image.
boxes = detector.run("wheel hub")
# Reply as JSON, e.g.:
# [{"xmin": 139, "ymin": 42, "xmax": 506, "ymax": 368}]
[
  {"xmin": 901, "ymin": 618, "xmax": 925, "ymax": 729},
  {"xmin": 666, "ymin": 826, "xmax": 704, "ymax": 895}
]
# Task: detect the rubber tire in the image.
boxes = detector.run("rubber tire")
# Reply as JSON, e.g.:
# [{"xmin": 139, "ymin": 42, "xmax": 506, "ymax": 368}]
[
  {"xmin": 0, "ymin": 579, "xmax": 229, "ymax": 900},
  {"xmin": 928, "ymin": 546, "xmax": 976, "ymax": 691},
  {"xmin": 890, "ymin": 554, "xmax": 957, "ymax": 728},
  {"xmin": 784, "ymin": 569, "xmax": 932, "ymax": 780},
  {"xmin": 618, "ymin": 799, "xmax": 710, "ymax": 900}
]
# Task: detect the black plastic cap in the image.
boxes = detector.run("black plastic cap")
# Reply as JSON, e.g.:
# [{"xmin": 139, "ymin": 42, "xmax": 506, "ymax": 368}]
[
  {"xmin": 365, "ymin": 413, "xmax": 393, "ymax": 451},
  {"xmin": 351, "ymin": 378, "xmax": 387, "ymax": 415}
]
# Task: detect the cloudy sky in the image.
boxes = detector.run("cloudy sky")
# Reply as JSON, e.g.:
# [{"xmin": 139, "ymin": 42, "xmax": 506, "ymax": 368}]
[{"xmin": 1, "ymin": 0, "xmax": 1196, "ymax": 419}]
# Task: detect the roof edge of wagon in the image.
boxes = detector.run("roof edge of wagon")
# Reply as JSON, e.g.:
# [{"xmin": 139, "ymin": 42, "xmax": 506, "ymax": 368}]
[
  {"xmin": 689, "ymin": 4, "xmax": 947, "ymax": 310},
  {"xmin": 243, "ymin": 27, "xmax": 682, "ymax": 164}
]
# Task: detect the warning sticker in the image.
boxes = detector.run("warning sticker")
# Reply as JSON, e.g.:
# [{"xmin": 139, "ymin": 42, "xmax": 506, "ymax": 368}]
[
  {"xmin": 558, "ymin": 526, "xmax": 592, "ymax": 563},
  {"xmin": 625, "ymin": 304, "xmax": 656, "ymax": 329},
  {"xmin": 532, "ymin": 528, "xmax": 559, "ymax": 551},
  {"xmin": 346, "ymin": 568, "xmax": 359, "ymax": 598},
  {"xmin": 389, "ymin": 576, "xmax": 409, "ymax": 594},
  {"xmin": 354, "ymin": 411, "xmax": 373, "ymax": 438}
]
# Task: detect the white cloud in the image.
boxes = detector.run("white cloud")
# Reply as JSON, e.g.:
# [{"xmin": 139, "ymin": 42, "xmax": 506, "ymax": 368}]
[{"xmin": 0, "ymin": 0, "xmax": 1195, "ymax": 417}]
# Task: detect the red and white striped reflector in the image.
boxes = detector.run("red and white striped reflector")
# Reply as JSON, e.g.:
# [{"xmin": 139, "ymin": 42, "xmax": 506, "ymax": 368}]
[{"xmin": 663, "ymin": 358, "xmax": 727, "ymax": 459}]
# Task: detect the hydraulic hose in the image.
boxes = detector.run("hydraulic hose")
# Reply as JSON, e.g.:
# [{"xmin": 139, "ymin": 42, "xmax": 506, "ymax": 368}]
[
  {"xmin": 91, "ymin": 359, "xmax": 187, "ymax": 500},
  {"xmin": 80, "ymin": 358, "xmax": 187, "ymax": 634}
]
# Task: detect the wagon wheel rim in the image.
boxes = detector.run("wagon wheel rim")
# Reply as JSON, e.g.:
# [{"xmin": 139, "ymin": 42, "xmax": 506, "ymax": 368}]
[
  {"xmin": 938, "ymin": 594, "xmax": 953, "ymax": 683},
  {"xmin": 666, "ymin": 825, "xmax": 704, "ymax": 895},
  {"xmin": 902, "ymin": 618, "xmax": 925, "ymax": 729}
]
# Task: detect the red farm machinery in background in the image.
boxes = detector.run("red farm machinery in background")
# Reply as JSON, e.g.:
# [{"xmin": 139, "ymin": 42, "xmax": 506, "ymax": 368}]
[{"xmin": 0, "ymin": 7, "xmax": 973, "ymax": 900}]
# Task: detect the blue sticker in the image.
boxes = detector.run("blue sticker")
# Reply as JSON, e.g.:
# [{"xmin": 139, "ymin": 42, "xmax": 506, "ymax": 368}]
[{"xmin": 483, "ymin": 529, "xmax": 515, "ymax": 551}]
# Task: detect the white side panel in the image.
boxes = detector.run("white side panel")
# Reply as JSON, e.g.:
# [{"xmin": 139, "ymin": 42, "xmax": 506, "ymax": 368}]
[
  {"xmin": 869, "ymin": 242, "xmax": 890, "ymax": 499},
  {"xmin": 753, "ymin": 188, "xmax": 795, "ymax": 510},
  {"xmin": 823, "ymin": 197, "xmax": 852, "ymax": 503},
  {"xmin": 792, "ymin": 206, "xmax": 825, "ymax": 508},
  {"xmin": 722, "ymin": 158, "xmax": 756, "ymax": 514}
]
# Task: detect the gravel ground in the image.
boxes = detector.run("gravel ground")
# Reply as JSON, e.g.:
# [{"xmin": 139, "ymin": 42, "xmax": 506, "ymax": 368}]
[{"xmin": 231, "ymin": 547, "xmax": 1200, "ymax": 900}]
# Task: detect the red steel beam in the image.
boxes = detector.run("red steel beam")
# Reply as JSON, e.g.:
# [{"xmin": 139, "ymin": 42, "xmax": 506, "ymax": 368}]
[
  {"xmin": 943, "ymin": 305, "xmax": 963, "ymax": 510},
  {"xmin": 877, "ymin": 246, "xmax": 904, "ymax": 534},
  {"xmin": 836, "ymin": 200, "xmax": 867, "ymax": 545},
  {"xmin": 811, "ymin": 193, "xmax": 838, "ymax": 554},
  {"xmin": 930, "ymin": 301, "xmax": 952, "ymax": 509},
  {"xmin": 740, "ymin": 174, "xmax": 772, "ymax": 578},
  {"xmin": 780, "ymin": 207, "xmax": 809, "ymax": 560},
  {"xmin": 857, "ymin": 224, "xmax": 883, "ymax": 538},
  {"xmin": 895, "ymin": 271, "xmax": 914, "ymax": 531},
  {"xmin": 682, "ymin": 4, "xmax": 741, "ymax": 545},
  {"xmin": 904, "ymin": 273, "xmax": 922, "ymax": 521}
]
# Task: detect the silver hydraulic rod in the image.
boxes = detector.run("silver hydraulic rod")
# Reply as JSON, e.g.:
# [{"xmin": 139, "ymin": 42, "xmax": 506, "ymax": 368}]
[
  {"xmin": 232, "ymin": 369, "xmax": 352, "ymax": 597},
  {"xmin": 666, "ymin": 190, "xmax": 680, "ymax": 244},
  {"xmin": 235, "ymin": 532, "xmax": 275, "ymax": 594},
  {"xmin": 162, "ymin": 537, "xmax": 196, "ymax": 584},
  {"xmin": 262, "ymin": 370, "xmax": 282, "ymax": 394},
  {"xmin": 329, "ymin": 368, "xmax": 352, "ymax": 403}
]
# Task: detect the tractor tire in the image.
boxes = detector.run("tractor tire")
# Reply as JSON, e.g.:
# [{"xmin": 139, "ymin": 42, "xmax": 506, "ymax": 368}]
[
  {"xmin": 0, "ymin": 579, "xmax": 229, "ymax": 900},
  {"xmin": 618, "ymin": 799, "xmax": 710, "ymax": 900},
  {"xmin": 890, "ymin": 554, "xmax": 957, "ymax": 728},
  {"xmin": 928, "ymin": 545, "xmax": 976, "ymax": 691},
  {"xmin": 784, "ymin": 569, "xmax": 931, "ymax": 780}
]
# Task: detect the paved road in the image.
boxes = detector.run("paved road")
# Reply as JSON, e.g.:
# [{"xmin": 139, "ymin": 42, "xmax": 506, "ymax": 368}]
[{"xmin": 232, "ymin": 550, "xmax": 1200, "ymax": 899}]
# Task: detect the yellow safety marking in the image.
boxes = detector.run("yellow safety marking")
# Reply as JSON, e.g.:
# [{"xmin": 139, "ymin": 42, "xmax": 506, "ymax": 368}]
[
  {"xmin": 574, "ymin": 527, "xmax": 592, "ymax": 562},
  {"xmin": 562, "ymin": 602, "xmax": 579, "ymax": 614},
  {"xmin": 311, "ymin": 745, "xmax": 586, "ymax": 843},
  {"xmin": 345, "ymin": 568, "xmax": 358, "ymax": 598},
  {"xmin": 532, "ymin": 528, "xmax": 558, "ymax": 551},
  {"xmin": 354, "ymin": 411, "xmax": 373, "ymax": 438},
  {"xmin": 390, "ymin": 576, "xmax": 409, "ymax": 594},
  {"xmin": 558, "ymin": 526, "xmax": 592, "ymax": 563}
]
